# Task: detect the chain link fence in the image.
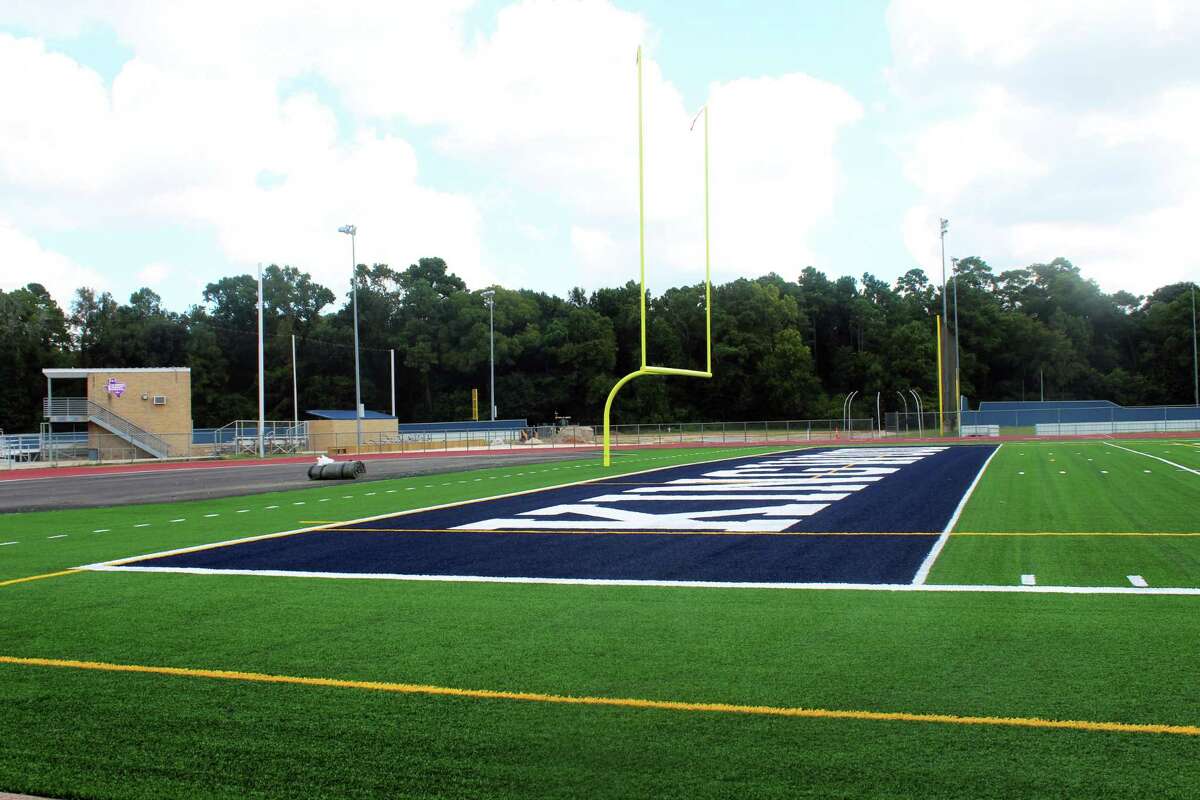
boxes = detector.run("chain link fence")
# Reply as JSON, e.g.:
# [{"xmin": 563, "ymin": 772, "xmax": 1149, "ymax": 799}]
[{"xmin": 9, "ymin": 418, "xmax": 879, "ymax": 466}]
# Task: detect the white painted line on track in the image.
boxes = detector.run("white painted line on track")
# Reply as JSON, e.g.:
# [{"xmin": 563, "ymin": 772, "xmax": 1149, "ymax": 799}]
[
  {"xmin": 47, "ymin": 534, "xmax": 67, "ymax": 539},
  {"xmin": 912, "ymin": 444, "xmax": 1004, "ymax": 586},
  {"xmin": 80, "ymin": 563, "xmax": 1200, "ymax": 596},
  {"xmin": 1021, "ymin": 574, "xmax": 1036, "ymax": 586},
  {"xmin": 1128, "ymin": 575, "xmax": 1149, "ymax": 587},
  {"xmin": 1103, "ymin": 441, "xmax": 1200, "ymax": 476}
]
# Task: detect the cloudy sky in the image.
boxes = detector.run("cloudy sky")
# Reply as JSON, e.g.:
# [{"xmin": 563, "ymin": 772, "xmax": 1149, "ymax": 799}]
[{"xmin": 1, "ymin": 0, "xmax": 1197, "ymax": 310}]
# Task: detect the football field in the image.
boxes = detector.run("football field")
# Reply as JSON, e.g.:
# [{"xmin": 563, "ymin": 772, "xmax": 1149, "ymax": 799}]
[{"xmin": 2, "ymin": 441, "xmax": 1199, "ymax": 799}]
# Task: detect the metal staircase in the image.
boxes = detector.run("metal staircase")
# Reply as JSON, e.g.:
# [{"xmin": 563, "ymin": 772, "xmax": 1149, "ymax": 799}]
[{"xmin": 43, "ymin": 398, "xmax": 173, "ymax": 459}]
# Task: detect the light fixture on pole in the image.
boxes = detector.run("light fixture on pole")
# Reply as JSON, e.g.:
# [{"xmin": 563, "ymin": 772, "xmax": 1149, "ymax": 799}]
[
  {"xmin": 337, "ymin": 224, "xmax": 363, "ymax": 452},
  {"xmin": 481, "ymin": 289, "xmax": 496, "ymax": 421}
]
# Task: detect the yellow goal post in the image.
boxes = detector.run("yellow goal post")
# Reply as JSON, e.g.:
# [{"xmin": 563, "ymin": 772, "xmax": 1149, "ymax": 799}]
[{"xmin": 602, "ymin": 46, "xmax": 713, "ymax": 466}]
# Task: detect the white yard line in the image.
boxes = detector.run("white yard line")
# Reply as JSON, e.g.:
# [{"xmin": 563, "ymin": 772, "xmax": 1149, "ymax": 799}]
[
  {"xmin": 912, "ymin": 443, "xmax": 1004, "ymax": 585},
  {"xmin": 1128, "ymin": 575, "xmax": 1149, "ymax": 587},
  {"xmin": 0, "ymin": 541, "xmax": 17, "ymax": 546},
  {"xmin": 1102, "ymin": 441, "xmax": 1200, "ymax": 476},
  {"xmin": 81, "ymin": 564, "xmax": 1200, "ymax": 596},
  {"xmin": 1021, "ymin": 574, "xmax": 1036, "ymax": 586},
  {"xmin": 47, "ymin": 534, "xmax": 67, "ymax": 539}
]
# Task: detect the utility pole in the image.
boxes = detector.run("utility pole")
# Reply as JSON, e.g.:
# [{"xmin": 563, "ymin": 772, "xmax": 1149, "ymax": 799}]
[
  {"xmin": 939, "ymin": 218, "xmax": 950, "ymax": 431},
  {"xmin": 256, "ymin": 264, "xmax": 265, "ymax": 458},
  {"xmin": 482, "ymin": 290, "xmax": 496, "ymax": 420},
  {"xmin": 291, "ymin": 334, "xmax": 298, "ymax": 429},
  {"xmin": 952, "ymin": 260, "xmax": 961, "ymax": 434},
  {"xmin": 1192, "ymin": 284, "xmax": 1197, "ymax": 406},
  {"xmin": 337, "ymin": 225, "xmax": 362, "ymax": 451},
  {"xmin": 1040, "ymin": 369, "xmax": 1045, "ymax": 402}
]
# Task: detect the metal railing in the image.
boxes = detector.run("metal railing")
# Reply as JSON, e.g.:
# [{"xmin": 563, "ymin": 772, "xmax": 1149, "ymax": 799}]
[
  {"xmin": 43, "ymin": 397, "xmax": 90, "ymax": 417},
  {"xmin": 887, "ymin": 407, "xmax": 1200, "ymax": 438},
  {"xmin": 42, "ymin": 397, "xmax": 175, "ymax": 458}
]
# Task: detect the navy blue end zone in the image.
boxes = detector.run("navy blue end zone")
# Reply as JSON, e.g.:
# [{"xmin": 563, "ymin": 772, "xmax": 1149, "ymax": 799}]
[{"xmin": 123, "ymin": 446, "xmax": 996, "ymax": 585}]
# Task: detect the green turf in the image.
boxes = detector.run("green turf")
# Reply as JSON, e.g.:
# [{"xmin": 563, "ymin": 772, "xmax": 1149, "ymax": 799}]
[
  {"xmin": 4, "ymin": 441, "xmax": 1200, "ymax": 799},
  {"xmin": 931, "ymin": 439, "xmax": 1200, "ymax": 586},
  {"xmin": 3, "ymin": 572, "xmax": 1200, "ymax": 799},
  {"xmin": 0, "ymin": 446, "xmax": 789, "ymax": 583}
]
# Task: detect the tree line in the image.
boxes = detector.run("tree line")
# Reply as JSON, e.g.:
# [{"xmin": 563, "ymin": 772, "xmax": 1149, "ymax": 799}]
[{"xmin": 1, "ymin": 255, "xmax": 1196, "ymax": 433}]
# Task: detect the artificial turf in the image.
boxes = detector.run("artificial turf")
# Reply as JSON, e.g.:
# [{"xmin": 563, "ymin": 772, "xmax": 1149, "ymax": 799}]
[
  {"xmin": 3, "ymin": 572, "xmax": 1200, "ymax": 799},
  {"xmin": 3, "ymin": 440, "xmax": 1200, "ymax": 799},
  {"xmin": 0, "ymin": 445, "xmax": 789, "ymax": 583},
  {"xmin": 931, "ymin": 440, "xmax": 1200, "ymax": 586}
]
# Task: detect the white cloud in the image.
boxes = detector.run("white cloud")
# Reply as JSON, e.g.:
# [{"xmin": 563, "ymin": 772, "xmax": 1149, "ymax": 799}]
[
  {"xmin": 136, "ymin": 262, "xmax": 171, "ymax": 286},
  {"xmin": 0, "ymin": 217, "xmax": 103, "ymax": 303},
  {"xmin": 0, "ymin": 1, "xmax": 863, "ymax": 305},
  {"xmin": 888, "ymin": 0, "xmax": 1200, "ymax": 294}
]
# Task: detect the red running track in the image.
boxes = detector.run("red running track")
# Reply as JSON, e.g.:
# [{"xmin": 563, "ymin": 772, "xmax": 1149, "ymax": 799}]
[{"xmin": 2, "ymin": 430, "xmax": 1191, "ymax": 483}]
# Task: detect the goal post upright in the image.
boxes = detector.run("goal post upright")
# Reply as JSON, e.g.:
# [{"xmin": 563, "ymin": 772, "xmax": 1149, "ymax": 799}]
[{"xmin": 602, "ymin": 46, "xmax": 713, "ymax": 467}]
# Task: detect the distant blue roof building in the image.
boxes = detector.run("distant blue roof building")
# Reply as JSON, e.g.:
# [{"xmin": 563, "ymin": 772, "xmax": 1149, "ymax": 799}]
[
  {"xmin": 397, "ymin": 419, "xmax": 528, "ymax": 433},
  {"xmin": 306, "ymin": 409, "xmax": 396, "ymax": 421}
]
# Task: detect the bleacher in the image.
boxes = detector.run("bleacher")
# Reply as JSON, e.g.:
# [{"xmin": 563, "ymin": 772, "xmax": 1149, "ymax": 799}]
[{"xmin": 962, "ymin": 400, "xmax": 1200, "ymax": 434}]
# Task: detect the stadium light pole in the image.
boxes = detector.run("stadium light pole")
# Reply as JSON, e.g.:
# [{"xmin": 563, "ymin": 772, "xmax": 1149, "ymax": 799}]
[
  {"xmin": 256, "ymin": 264, "xmax": 265, "ymax": 458},
  {"xmin": 951, "ymin": 258, "xmax": 961, "ymax": 434},
  {"xmin": 482, "ymin": 289, "xmax": 496, "ymax": 421},
  {"xmin": 291, "ymin": 334, "xmax": 299, "ymax": 429},
  {"xmin": 939, "ymin": 219, "xmax": 949, "ymax": 326},
  {"xmin": 338, "ymin": 224, "xmax": 363, "ymax": 451},
  {"xmin": 1192, "ymin": 284, "xmax": 1198, "ymax": 407},
  {"xmin": 939, "ymin": 218, "xmax": 949, "ymax": 430}
]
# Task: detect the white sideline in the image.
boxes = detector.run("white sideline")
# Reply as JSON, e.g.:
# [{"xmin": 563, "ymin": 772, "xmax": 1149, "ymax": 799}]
[
  {"xmin": 911, "ymin": 443, "xmax": 1003, "ymax": 585},
  {"xmin": 1102, "ymin": 441, "xmax": 1200, "ymax": 476},
  {"xmin": 80, "ymin": 563, "xmax": 1200, "ymax": 596}
]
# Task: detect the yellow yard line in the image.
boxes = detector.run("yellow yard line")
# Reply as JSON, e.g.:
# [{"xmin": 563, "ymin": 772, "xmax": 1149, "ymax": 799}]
[
  {"xmin": 1, "ymin": 654, "xmax": 1196, "ymax": 737},
  {"xmin": 0, "ymin": 569, "xmax": 81, "ymax": 589}
]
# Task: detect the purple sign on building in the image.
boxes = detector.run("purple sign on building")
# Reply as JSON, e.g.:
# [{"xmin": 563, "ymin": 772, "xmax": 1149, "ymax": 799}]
[{"xmin": 105, "ymin": 378, "xmax": 126, "ymax": 398}]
